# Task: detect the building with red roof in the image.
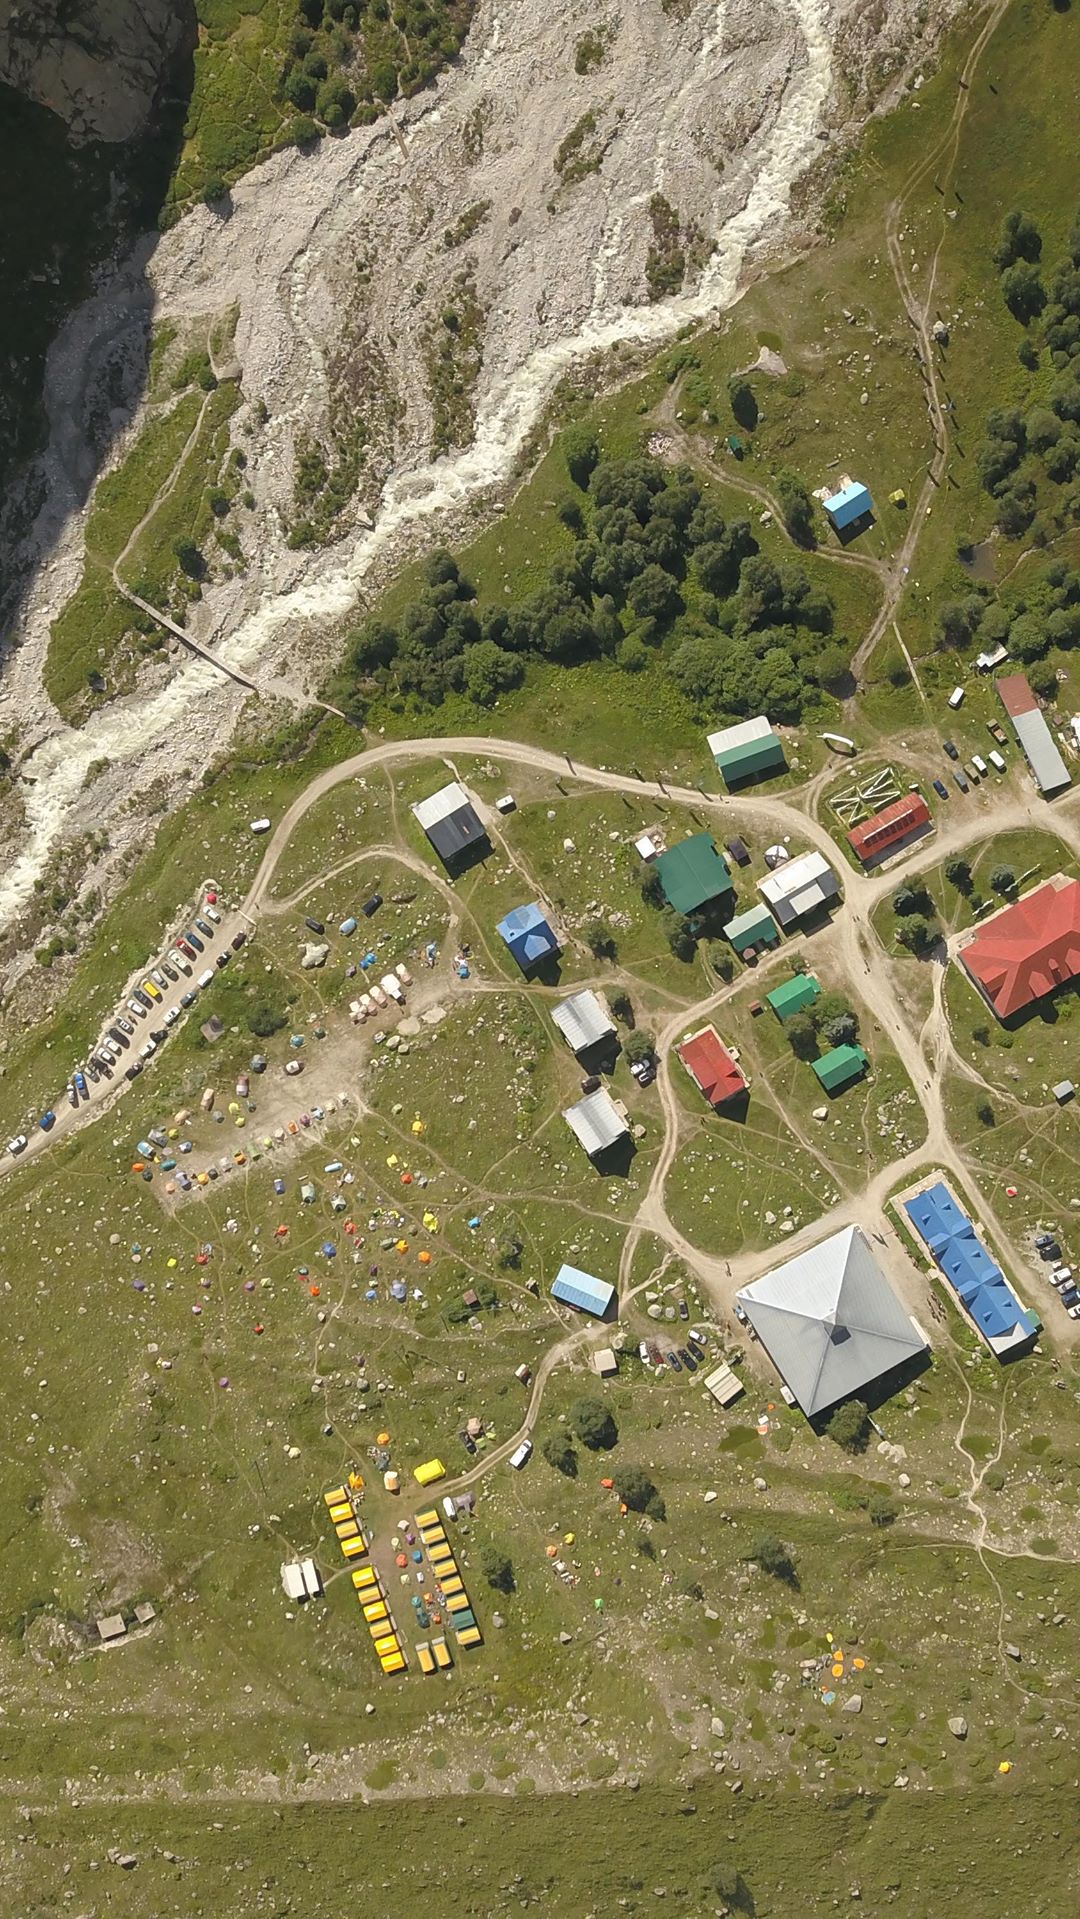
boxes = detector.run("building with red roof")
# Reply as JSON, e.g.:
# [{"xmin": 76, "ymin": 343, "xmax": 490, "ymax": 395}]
[
  {"xmin": 959, "ymin": 875, "xmax": 1080, "ymax": 1019},
  {"xmin": 847, "ymin": 793, "xmax": 931, "ymax": 867},
  {"xmin": 677, "ymin": 1026, "xmax": 747, "ymax": 1107}
]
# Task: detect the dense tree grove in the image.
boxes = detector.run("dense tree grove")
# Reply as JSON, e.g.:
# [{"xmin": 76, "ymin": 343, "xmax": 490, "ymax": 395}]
[
  {"xmin": 340, "ymin": 454, "xmax": 845, "ymax": 721},
  {"xmin": 978, "ymin": 210, "xmax": 1080, "ymax": 535},
  {"xmin": 933, "ymin": 557, "xmax": 1080, "ymax": 691}
]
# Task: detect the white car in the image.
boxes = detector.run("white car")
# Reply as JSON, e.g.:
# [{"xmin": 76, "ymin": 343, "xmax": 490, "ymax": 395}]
[
  {"xmin": 128, "ymin": 998, "xmax": 148, "ymax": 1020},
  {"xmin": 174, "ymin": 954, "xmax": 192, "ymax": 976},
  {"xmin": 7, "ymin": 1134, "xmax": 27, "ymax": 1156},
  {"xmin": 1069, "ymin": 1303, "xmax": 1080, "ymax": 1319},
  {"xmin": 151, "ymin": 968, "xmax": 168, "ymax": 989},
  {"xmin": 164, "ymin": 1006, "xmax": 180, "ymax": 1026},
  {"xmin": 205, "ymin": 904, "xmax": 222, "ymax": 924},
  {"xmin": 139, "ymin": 1038, "xmax": 157, "ymax": 1059}
]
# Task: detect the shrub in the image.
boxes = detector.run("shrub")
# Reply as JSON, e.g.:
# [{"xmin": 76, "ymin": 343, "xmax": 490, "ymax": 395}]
[
  {"xmin": 624, "ymin": 1027, "xmax": 655, "ymax": 1066},
  {"xmin": 541, "ymin": 1433, "xmax": 577, "ymax": 1477},
  {"xmin": 247, "ymin": 1002, "xmax": 286, "ymax": 1037},
  {"xmin": 571, "ymin": 1399, "xmax": 618, "ymax": 1450},
  {"xmin": 479, "ymin": 1543, "xmax": 515, "ymax": 1593},
  {"xmin": 744, "ymin": 1533, "xmax": 796, "ymax": 1581},
  {"xmin": 617, "ymin": 1465, "xmax": 664, "ymax": 1518},
  {"xmin": 825, "ymin": 1399, "xmax": 869, "ymax": 1452}
]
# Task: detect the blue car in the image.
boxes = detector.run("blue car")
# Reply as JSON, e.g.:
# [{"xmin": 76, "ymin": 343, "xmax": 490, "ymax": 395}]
[
  {"xmin": 74, "ymin": 1070, "xmax": 88, "ymax": 1096},
  {"xmin": 932, "ymin": 777, "xmax": 949, "ymax": 799},
  {"xmin": 39, "ymin": 1111, "xmax": 56, "ymax": 1131}
]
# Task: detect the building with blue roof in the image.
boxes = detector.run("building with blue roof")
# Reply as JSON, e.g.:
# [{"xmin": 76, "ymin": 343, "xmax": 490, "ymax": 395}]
[
  {"xmin": 903, "ymin": 1180, "xmax": 1039, "ymax": 1358},
  {"xmin": 551, "ymin": 1263, "xmax": 615, "ymax": 1319},
  {"xmin": 823, "ymin": 481, "xmax": 873, "ymax": 534},
  {"xmin": 496, "ymin": 902, "xmax": 560, "ymax": 973}
]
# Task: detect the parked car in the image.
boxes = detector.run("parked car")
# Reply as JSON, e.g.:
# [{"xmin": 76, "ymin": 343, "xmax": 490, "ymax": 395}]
[
  {"xmin": 231, "ymin": 931, "xmax": 247, "ymax": 950},
  {"xmin": 932, "ymin": 777, "xmax": 949, "ymax": 800},
  {"xmin": 666, "ymin": 1351, "xmax": 682, "ymax": 1371},
  {"xmin": 115, "ymin": 1017, "xmax": 134, "ymax": 1036},
  {"xmin": 971, "ymin": 753, "xmax": 989, "ymax": 777},
  {"xmin": 216, "ymin": 950, "xmax": 230, "ymax": 968},
  {"xmin": 174, "ymin": 954, "xmax": 192, "ymax": 975},
  {"xmin": 1039, "ymin": 1241, "xmax": 1062, "ymax": 1261},
  {"xmin": 205, "ymin": 905, "xmax": 221, "ymax": 924},
  {"xmin": 988, "ymin": 749, "xmax": 1007, "ymax": 773},
  {"xmin": 943, "ymin": 739, "xmax": 959, "ymax": 760},
  {"xmin": 164, "ymin": 1006, "xmax": 180, "ymax": 1026},
  {"xmin": 988, "ymin": 721, "xmax": 1008, "ymax": 744},
  {"xmin": 150, "ymin": 1027, "xmax": 168, "ymax": 1044},
  {"xmin": 66, "ymin": 1084, "xmax": 78, "ymax": 1108},
  {"xmin": 185, "ymin": 929, "xmax": 204, "ymax": 952},
  {"xmin": 197, "ymin": 968, "xmax": 214, "ymax": 989},
  {"xmin": 630, "ymin": 1057, "xmax": 656, "ymax": 1085},
  {"xmin": 151, "ymin": 968, "xmax": 168, "ymax": 989},
  {"xmin": 7, "ymin": 1134, "xmax": 28, "ymax": 1155},
  {"xmin": 195, "ymin": 918, "xmax": 214, "ymax": 940},
  {"xmin": 39, "ymin": 1111, "xmax": 56, "ymax": 1131},
  {"xmin": 304, "ymin": 916, "xmax": 325, "ymax": 935},
  {"xmin": 73, "ymin": 1070, "xmax": 87, "ymax": 1097},
  {"xmin": 953, "ymin": 769, "xmax": 970, "ymax": 792},
  {"xmin": 678, "ymin": 1299, "xmax": 689, "ymax": 1320},
  {"xmin": 161, "ymin": 960, "xmax": 178, "ymax": 982},
  {"xmin": 180, "ymin": 989, "xmax": 198, "ymax": 1008},
  {"xmin": 1035, "ymin": 1231, "xmax": 1056, "ymax": 1249},
  {"xmin": 680, "ymin": 1350, "xmax": 697, "ymax": 1372},
  {"xmin": 177, "ymin": 938, "xmax": 197, "ymax": 959},
  {"xmin": 509, "ymin": 1439, "xmax": 532, "ymax": 1470},
  {"xmin": 361, "ymin": 893, "xmax": 383, "ymax": 918},
  {"xmin": 125, "ymin": 1062, "xmax": 143, "ymax": 1080},
  {"xmin": 734, "ymin": 1301, "xmax": 749, "ymax": 1326}
]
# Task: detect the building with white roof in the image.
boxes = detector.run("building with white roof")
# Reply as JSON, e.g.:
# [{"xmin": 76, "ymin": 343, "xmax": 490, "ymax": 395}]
[{"xmin": 758, "ymin": 850, "xmax": 840, "ymax": 928}]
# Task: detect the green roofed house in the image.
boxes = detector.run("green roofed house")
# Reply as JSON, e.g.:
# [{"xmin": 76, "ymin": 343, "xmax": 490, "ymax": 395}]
[
  {"xmin": 766, "ymin": 974, "xmax": 820, "ymax": 1020},
  {"xmin": 707, "ymin": 716, "xmax": 786, "ymax": 789},
  {"xmin": 812, "ymin": 1044, "xmax": 869, "ymax": 1095},
  {"xmin": 723, "ymin": 903, "xmax": 779, "ymax": 955},
  {"xmin": 655, "ymin": 834, "xmax": 731, "ymax": 915}
]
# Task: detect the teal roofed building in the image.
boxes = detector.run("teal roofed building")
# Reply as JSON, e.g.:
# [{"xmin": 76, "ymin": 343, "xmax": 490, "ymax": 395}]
[
  {"xmin": 766, "ymin": 974, "xmax": 821, "ymax": 1020},
  {"xmin": 655, "ymin": 834, "xmax": 731, "ymax": 915},
  {"xmin": 707, "ymin": 716, "xmax": 786, "ymax": 788},
  {"xmin": 723, "ymin": 903, "xmax": 779, "ymax": 955},
  {"xmin": 812, "ymin": 1044, "xmax": 869, "ymax": 1094}
]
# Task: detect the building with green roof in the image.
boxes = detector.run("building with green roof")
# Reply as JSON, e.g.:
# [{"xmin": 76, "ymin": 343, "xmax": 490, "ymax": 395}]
[
  {"xmin": 812, "ymin": 1044, "xmax": 869, "ymax": 1094},
  {"xmin": 766, "ymin": 974, "xmax": 821, "ymax": 1020},
  {"xmin": 707, "ymin": 716, "xmax": 786, "ymax": 788},
  {"xmin": 723, "ymin": 903, "xmax": 779, "ymax": 955},
  {"xmin": 655, "ymin": 834, "xmax": 732, "ymax": 915}
]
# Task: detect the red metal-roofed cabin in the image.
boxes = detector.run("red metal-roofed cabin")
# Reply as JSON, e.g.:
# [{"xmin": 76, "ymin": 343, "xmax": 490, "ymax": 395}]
[
  {"xmin": 959, "ymin": 874, "xmax": 1080, "ymax": 1019},
  {"xmin": 847, "ymin": 793, "xmax": 931, "ymax": 868},
  {"xmin": 677, "ymin": 1026, "xmax": 747, "ymax": 1107}
]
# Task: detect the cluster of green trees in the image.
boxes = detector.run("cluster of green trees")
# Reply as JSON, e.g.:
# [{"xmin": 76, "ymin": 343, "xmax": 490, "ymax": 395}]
[
  {"xmin": 977, "ymin": 209, "xmax": 1080, "ymax": 535},
  {"xmin": 784, "ymin": 988, "xmax": 859, "ymax": 1062},
  {"xmin": 341, "ymin": 447, "xmax": 844, "ymax": 719},
  {"xmin": 825, "ymin": 1398, "xmax": 870, "ymax": 1452},
  {"xmin": 936, "ymin": 558, "xmax": 1080, "ymax": 698},
  {"xmin": 891, "ymin": 879, "xmax": 940, "ymax": 955},
  {"xmin": 269, "ymin": 0, "xmax": 469, "ymax": 157}
]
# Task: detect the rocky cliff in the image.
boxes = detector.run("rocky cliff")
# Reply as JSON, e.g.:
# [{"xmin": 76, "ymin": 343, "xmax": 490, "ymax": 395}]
[{"xmin": 0, "ymin": 0, "xmax": 188, "ymax": 142}]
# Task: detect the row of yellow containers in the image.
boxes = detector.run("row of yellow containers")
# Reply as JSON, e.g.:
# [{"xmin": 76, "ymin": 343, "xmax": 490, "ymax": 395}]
[
  {"xmin": 325, "ymin": 1485, "xmax": 406, "ymax": 1674},
  {"xmin": 415, "ymin": 1511, "xmax": 483, "ymax": 1649}
]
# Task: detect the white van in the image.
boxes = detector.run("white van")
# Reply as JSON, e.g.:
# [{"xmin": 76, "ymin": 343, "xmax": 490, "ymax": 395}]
[
  {"xmin": 947, "ymin": 686, "xmax": 965, "ymax": 709},
  {"xmin": 250, "ymin": 817, "xmax": 271, "ymax": 834},
  {"xmin": 509, "ymin": 1439, "xmax": 533, "ymax": 1471},
  {"xmin": 197, "ymin": 967, "xmax": 215, "ymax": 989},
  {"xmin": 988, "ymin": 749, "xmax": 1006, "ymax": 773},
  {"xmin": 971, "ymin": 753, "xmax": 989, "ymax": 777}
]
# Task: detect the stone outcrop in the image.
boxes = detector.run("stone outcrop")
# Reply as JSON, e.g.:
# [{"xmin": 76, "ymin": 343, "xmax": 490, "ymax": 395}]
[{"xmin": 0, "ymin": 0, "xmax": 189, "ymax": 142}]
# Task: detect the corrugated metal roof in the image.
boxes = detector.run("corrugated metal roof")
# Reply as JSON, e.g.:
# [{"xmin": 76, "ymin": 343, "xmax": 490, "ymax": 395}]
[
  {"xmin": 903, "ymin": 1181, "xmax": 1038, "ymax": 1353},
  {"xmin": 678, "ymin": 1027, "xmax": 745, "ymax": 1105},
  {"xmin": 848, "ymin": 793, "xmax": 931, "ymax": 861},
  {"xmin": 562, "ymin": 1088, "xmax": 628, "ymax": 1156},
  {"xmin": 767, "ymin": 975, "xmax": 821, "ymax": 1018},
  {"xmin": 735, "ymin": 1226, "xmax": 926, "ymax": 1417},
  {"xmin": 707, "ymin": 714, "xmax": 773, "ymax": 756},
  {"xmin": 823, "ymin": 482, "xmax": 873, "ymax": 529},
  {"xmin": 723, "ymin": 903, "xmax": 778, "ymax": 952},
  {"xmin": 1013, "ymin": 708, "xmax": 1071, "ymax": 793},
  {"xmin": 812, "ymin": 1045, "xmax": 868, "ymax": 1092},
  {"xmin": 655, "ymin": 834, "xmax": 731, "ymax": 913},
  {"xmin": 551, "ymin": 990, "xmax": 614, "ymax": 1054},
  {"xmin": 497, "ymin": 903, "xmax": 559, "ymax": 969},
  {"xmin": 552, "ymin": 1263, "xmax": 615, "ymax": 1317},
  {"xmin": 759, "ymin": 852, "xmax": 839, "ymax": 925},
  {"xmin": 961, "ymin": 875, "xmax": 1080, "ymax": 1016}
]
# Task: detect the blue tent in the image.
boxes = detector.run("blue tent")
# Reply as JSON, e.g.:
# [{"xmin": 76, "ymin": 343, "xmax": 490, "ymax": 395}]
[{"xmin": 497, "ymin": 902, "xmax": 560, "ymax": 972}]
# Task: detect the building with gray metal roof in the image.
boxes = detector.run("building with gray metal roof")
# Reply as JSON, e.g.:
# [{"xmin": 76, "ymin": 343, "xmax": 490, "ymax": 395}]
[
  {"xmin": 412, "ymin": 781, "xmax": 489, "ymax": 862},
  {"xmin": 551, "ymin": 990, "xmax": 615, "ymax": 1056},
  {"xmin": 996, "ymin": 675, "xmax": 1071, "ymax": 796},
  {"xmin": 562, "ymin": 1087, "xmax": 629, "ymax": 1159},
  {"xmin": 734, "ymin": 1226, "xmax": 927, "ymax": 1418}
]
